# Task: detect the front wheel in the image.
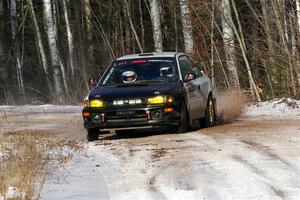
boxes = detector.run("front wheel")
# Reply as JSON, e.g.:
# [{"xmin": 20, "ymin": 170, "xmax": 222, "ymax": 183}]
[
  {"xmin": 87, "ymin": 128, "xmax": 99, "ymax": 141},
  {"xmin": 200, "ymin": 96, "xmax": 216, "ymax": 128},
  {"xmin": 176, "ymin": 102, "xmax": 189, "ymax": 133}
]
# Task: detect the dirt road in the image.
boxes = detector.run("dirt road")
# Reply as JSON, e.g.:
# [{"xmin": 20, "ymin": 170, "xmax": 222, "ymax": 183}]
[{"xmin": 1, "ymin": 106, "xmax": 300, "ymax": 199}]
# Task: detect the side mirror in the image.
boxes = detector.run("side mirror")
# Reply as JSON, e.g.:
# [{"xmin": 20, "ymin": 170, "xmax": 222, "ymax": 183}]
[{"xmin": 88, "ymin": 77, "xmax": 98, "ymax": 87}]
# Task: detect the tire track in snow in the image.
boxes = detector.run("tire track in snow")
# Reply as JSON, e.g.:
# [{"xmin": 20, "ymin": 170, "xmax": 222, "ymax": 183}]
[
  {"xmin": 181, "ymin": 131, "xmax": 300, "ymax": 200},
  {"xmin": 91, "ymin": 140, "xmax": 167, "ymax": 200}
]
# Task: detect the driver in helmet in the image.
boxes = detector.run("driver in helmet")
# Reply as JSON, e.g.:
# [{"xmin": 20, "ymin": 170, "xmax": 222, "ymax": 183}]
[
  {"xmin": 122, "ymin": 71, "xmax": 137, "ymax": 83},
  {"xmin": 160, "ymin": 67, "xmax": 173, "ymax": 78}
]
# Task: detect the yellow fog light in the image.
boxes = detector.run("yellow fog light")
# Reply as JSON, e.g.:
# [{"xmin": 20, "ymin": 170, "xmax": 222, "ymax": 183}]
[
  {"xmin": 148, "ymin": 96, "xmax": 164, "ymax": 104},
  {"xmin": 90, "ymin": 99, "xmax": 104, "ymax": 108}
]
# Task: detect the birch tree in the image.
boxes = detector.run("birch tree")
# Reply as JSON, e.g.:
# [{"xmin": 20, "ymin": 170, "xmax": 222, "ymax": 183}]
[
  {"xmin": 221, "ymin": 0, "xmax": 240, "ymax": 90},
  {"xmin": 0, "ymin": 0, "xmax": 3, "ymax": 59},
  {"xmin": 149, "ymin": 0, "xmax": 163, "ymax": 52},
  {"xmin": 62, "ymin": 0, "xmax": 75, "ymax": 76},
  {"xmin": 124, "ymin": 0, "xmax": 143, "ymax": 53},
  {"xmin": 297, "ymin": 0, "xmax": 300, "ymax": 34},
  {"xmin": 10, "ymin": 0, "xmax": 25, "ymax": 99},
  {"xmin": 43, "ymin": 0, "xmax": 68, "ymax": 102},
  {"xmin": 0, "ymin": 0, "xmax": 4, "ymax": 85},
  {"xmin": 179, "ymin": 0, "xmax": 194, "ymax": 55},
  {"xmin": 295, "ymin": 0, "xmax": 300, "ymax": 84},
  {"xmin": 28, "ymin": 0, "xmax": 52, "ymax": 93},
  {"xmin": 83, "ymin": 0, "xmax": 93, "ymax": 70}
]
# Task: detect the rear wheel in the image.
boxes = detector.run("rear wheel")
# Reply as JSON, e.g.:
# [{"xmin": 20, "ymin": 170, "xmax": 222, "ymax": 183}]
[
  {"xmin": 87, "ymin": 128, "xmax": 99, "ymax": 141},
  {"xmin": 176, "ymin": 102, "xmax": 189, "ymax": 133},
  {"xmin": 200, "ymin": 96, "xmax": 216, "ymax": 128}
]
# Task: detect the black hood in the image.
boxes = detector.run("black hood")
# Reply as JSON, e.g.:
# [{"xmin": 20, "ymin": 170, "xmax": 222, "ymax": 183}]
[{"xmin": 89, "ymin": 82, "xmax": 181, "ymax": 99}]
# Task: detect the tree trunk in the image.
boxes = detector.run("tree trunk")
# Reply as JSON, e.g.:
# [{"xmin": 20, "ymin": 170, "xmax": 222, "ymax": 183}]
[
  {"xmin": 74, "ymin": 0, "xmax": 89, "ymax": 92},
  {"xmin": 118, "ymin": 8, "xmax": 125, "ymax": 55},
  {"xmin": 297, "ymin": 0, "xmax": 300, "ymax": 34},
  {"xmin": 27, "ymin": 0, "xmax": 52, "ymax": 94},
  {"xmin": 149, "ymin": 0, "xmax": 163, "ymax": 52},
  {"xmin": 261, "ymin": 0, "xmax": 276, "ymax": 81},
  {"xmin": 0, "ymin": 0, "xmax": 3, "ymax": 58},
  {"xmin": 174, "ymin": 2, "xmax": 178, "ymax": 52},
  {"xmin": 62, "ymin": 0, "xmax": 75, "ymax": 76},
  {"xmin": 210, "ymin": 2, "xmax": 215, "ymax": 89},
  {"xmin": 294, "ymin": 0, "xmax": 300, "ymax": 85},
  {"xmin": 221, "ymin": 0, "xmax": 240, "ymax": 90},
  {"xmin": 124, "ymin": 0, "xmax": 143, "ymax": 53},
  {"xmin": 230, "ymin": 0, "xmax": 261, "ymax": 101},
  {"xmin": 179, "ymin": 0, "xmax": 194, "ymax": 55},
  {"xmin": 139, "ymin": 0, "xmax": 145, "ymax": 50},
  {"xmin": 10, "ymin": 0, "xmax": 25, "ymax": 100},
  {"xmin": 84, "ymin": 0, "xmax": 93, "ymax": 70},
  {"xmin": 271, "ymin": 0, "xmax": 298, "ymax": 96},
  {"xmin": 43, "ymin": 0, "xmax": 68, "ymax": 102}
]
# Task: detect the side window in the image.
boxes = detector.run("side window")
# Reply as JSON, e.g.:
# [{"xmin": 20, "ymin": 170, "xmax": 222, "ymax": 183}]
[
  {"xmin": 192, "ymin": 67, "xmax": 203, "ymax": 77},
  {"xmin": 178, "ymin": 56, "xmax": 194, "ymax": 81}
]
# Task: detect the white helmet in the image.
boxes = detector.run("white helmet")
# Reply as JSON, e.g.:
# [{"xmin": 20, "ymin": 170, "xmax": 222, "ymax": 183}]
[
  {"xmin": 122, "ymin": 71, "xmax": 137, "ymax": 83},
  {"xmin": 160, "ymin": 67, "xmax": 172, "ymax": 77}
]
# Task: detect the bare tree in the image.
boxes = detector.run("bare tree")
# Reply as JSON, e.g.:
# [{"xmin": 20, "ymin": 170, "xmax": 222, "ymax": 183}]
[
  {"xmin": 271, "ymin": 0, "xmax": 298, "ymax": 96},
  {"xmin": 297, "ymin": 0, "xmax": 300, "ymax": 34},
  {"xmin": 295, "ymin": 0, "xmax": 300, "ymax": 84},
  {"xmin": 10, "ymin": 0, "xmax": 25, "ymax": 99},
  {"xmin": 0, "ymin": 0, "xmax": 3, "ymax": 58},
  {"xmin": 27, "ymin": 0, "xmax": 52, "ymax": 93},
  {"xmin": 179, "ymin": 0, "xmax": 194, "ymax": 55},
  {"xmin": 124, "ymin": 0, "xmax": 143, "ymax": 53},
  {"xmin": 230, "ymin": 0, "xmax": 261, "ymax": 101},
  {"xmin": 43, "ymin": 0, "xmax": 69, "ymax": 102},
  {"xmin": 83, "ymin": 0, "xmax": 94, "ymax": 70},
  {"xmin": 139, "ymin": 0, "xmax": 145, "ymax": 50},
  {"xmin": 149, "ymin": 0, "xmax": 163, "ymax": 52},
  {"xmin": 221, "ymin": 0, "xmax": 240, "ymax": 90},
  {"xmin": 62, "ymin": 0, "xmax": 75, "ymax": 76}
]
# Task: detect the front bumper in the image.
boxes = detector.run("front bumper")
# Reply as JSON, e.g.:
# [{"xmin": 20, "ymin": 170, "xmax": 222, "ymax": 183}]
[{"xmin": 82, "ymin": 105, "xmax": 180, "ymax": 131}]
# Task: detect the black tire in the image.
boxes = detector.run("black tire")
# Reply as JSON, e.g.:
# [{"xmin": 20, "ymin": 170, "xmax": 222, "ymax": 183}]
[
  {"xmin": 87, "ymin": 128, "xmax": 99, "ymax": 141},
  {"xmin": 176, "ymin": 102, "xmax": 189, "ymax": 133},
  {"xmin": 200, "ymin": 96, "xmax": 216, "ymax": 128}
]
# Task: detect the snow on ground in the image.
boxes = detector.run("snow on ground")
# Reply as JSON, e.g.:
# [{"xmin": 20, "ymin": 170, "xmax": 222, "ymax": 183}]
[
  {"xmin": 245, "ymin": 98, "xmax": 300, "ymax": 117},
  {"xmin": 0, "ymin": 104, "xmax": 81, "ymax": 115},
  {"xmin": 2, "ymin": 99, "xmax": 300, "ymax": 199},
  {"xmin": 41, "ymin": 123, "xmax": 300, "ymax": 200}
]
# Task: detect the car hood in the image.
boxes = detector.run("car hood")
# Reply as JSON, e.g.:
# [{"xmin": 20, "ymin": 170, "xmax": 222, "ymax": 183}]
[{"xmin": 89, "ymin": 83, "xmax": 180, "ymax": 99}]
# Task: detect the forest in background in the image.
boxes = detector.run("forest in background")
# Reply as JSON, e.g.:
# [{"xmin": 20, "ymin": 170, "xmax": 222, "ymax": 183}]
[{"xmin": 0, "ymin": 0, "xmax": 300, "ymax": 104}]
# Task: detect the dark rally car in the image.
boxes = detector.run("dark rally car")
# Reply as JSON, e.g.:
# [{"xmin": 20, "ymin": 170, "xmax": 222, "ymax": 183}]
[{"xmin": 82, "ymin": 52, "xmax": 216, "ymax": 141}]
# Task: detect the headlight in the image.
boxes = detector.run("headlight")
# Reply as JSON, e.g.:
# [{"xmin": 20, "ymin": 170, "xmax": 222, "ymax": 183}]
[
  {"xmin": 148, "ymin": 96, "xmax": 164, "ymax": 104},
  {"xmin": 148, "ymin": 96, "xmax": 174, "ymax": 104},
  {"xmin": 89, "ymin": 99, "xmax": 104, "ymax": 108}
]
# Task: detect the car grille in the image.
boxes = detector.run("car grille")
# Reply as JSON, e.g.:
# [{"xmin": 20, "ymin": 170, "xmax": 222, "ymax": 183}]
[
  {"xmin": 105, "ymin": 97, "xmax": 147, "ymax": 107},
  {"xmin": 106, "ymin": 110, "xmax": 147, "ymax": 123}
]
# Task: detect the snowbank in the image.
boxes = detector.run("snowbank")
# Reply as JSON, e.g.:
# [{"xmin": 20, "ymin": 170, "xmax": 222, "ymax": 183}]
[
  {"xmin": 0, "ymin": 105, "xmax": 82, "ymax": 114},
  {"xmin": 245, "ymin": 98, "xmax": 300, "ymax": 117}
]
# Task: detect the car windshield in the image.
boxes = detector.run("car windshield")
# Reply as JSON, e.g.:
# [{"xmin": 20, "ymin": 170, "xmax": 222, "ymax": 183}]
[{"xmin": 100, "ymin": 58, "xmax": 178, "ymax": 86}]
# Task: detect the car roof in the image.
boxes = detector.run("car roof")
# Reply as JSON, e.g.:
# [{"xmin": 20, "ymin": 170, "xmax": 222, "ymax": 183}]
[{"xmin": 116, "ymin": 52, "xmax": 184, "ymax": 61}]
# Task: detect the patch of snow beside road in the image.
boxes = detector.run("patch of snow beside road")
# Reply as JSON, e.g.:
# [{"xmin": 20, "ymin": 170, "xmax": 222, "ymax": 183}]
[
  {"xmin": 0, "ymin": 104, "xmax": 82, "ymax": 115},
  {"xmin": 245, "ymin": 98, "xmax": 300, "ymax": 117}
]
